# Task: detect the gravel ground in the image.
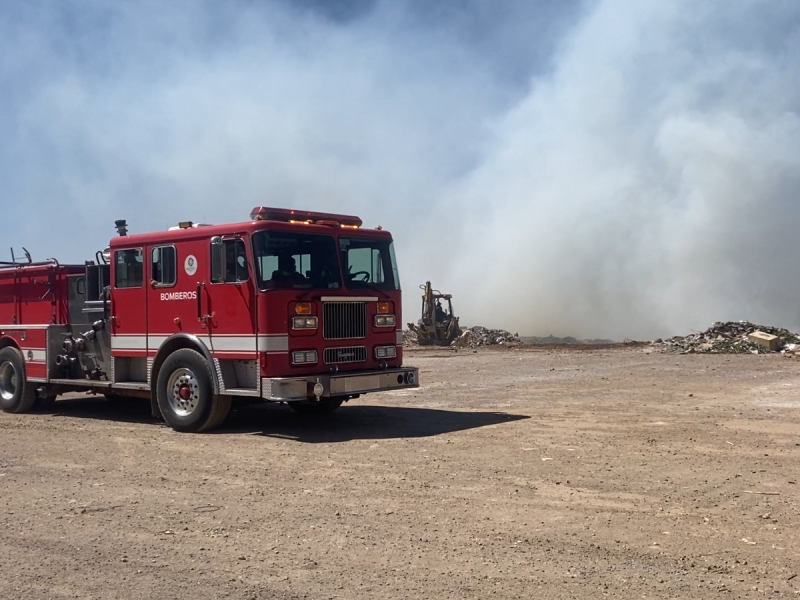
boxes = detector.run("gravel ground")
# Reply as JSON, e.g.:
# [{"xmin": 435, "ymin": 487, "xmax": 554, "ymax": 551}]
[{"xmin": 1, "ymin": 345, "xmax": 799, "ymax": 599}]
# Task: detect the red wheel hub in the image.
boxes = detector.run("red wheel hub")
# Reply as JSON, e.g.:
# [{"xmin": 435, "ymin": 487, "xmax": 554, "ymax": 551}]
[{"xmin": 178, "ymin": 385, "xmax": 192, "ymax": 400}]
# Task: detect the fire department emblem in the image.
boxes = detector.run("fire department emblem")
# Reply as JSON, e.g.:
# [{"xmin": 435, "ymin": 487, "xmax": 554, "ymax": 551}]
[{"xmin": 184, "ymin": 255, "xmax": 198, "ymax": 276}]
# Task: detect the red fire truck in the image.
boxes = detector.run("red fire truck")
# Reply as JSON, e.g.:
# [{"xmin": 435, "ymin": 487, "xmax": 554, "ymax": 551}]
[{"xmin": 0, "ymin": 207, "xmax": 418, "ymax": 432}]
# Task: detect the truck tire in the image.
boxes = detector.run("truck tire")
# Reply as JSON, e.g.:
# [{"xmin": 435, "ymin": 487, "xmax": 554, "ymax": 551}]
[
  {"xmin": 156, "ymin": 349, "xmax": 230, "ymax": 433},
  {"xmin": 203, "ymin": 394, "xmax": 232, "ymax": 431},
  {"xmin": 288, "ymin": 398, "xmax": 343, "ymax": 416},
  {"xmin": 0, "ymin": 347, "xmax": 37, "ymax": 414}
]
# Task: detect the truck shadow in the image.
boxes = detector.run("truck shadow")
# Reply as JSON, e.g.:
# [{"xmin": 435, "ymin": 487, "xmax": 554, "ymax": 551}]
[
  {"xmin": 42, "ymin": 396, "xmax": 158, "ymax": 425},
  {"xmin": 218, "ymin": 403, "xmax": 530, "ymax": 442},
  {"xmin": 41, "ymin": 397, "xmax": 529, "ymax": 441}
]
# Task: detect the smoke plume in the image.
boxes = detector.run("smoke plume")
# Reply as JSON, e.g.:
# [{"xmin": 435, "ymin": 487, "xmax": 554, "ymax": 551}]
[{"xmin": 1, "ymin": 0, "xmax": 799, "ymax": 339}]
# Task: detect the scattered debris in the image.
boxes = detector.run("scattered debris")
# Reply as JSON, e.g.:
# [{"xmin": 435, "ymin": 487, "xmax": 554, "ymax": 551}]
[
  {"xmin": 403, "ymin": 327, "xmax": 614, "ymax": 349},
  {"xmin": 654, "ymin": 321, "xmax": 800, "ymax": 354},
  {"xmin": 741, "ymin": 537, "xmax": 757, "ymax": 545},
  {"xmin": 406, "ymin": 318, "xmax": 800, "ymax": 354},
  {"xmin": 402, "ymin": 329, "xmax": 419, "ymax": 347},
  {"xmin": 451, "ymin": 326, "xmax": 521, "ymax": 349},
  {"xmin": 744, "ymin": 490, "xmax": 780, "ymax": 496}
]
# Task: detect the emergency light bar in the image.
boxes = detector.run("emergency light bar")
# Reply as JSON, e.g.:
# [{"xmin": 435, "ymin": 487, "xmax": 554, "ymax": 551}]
[{"xmin": 250, "ymin": 206, "xmax": 362, "ymax": 228}]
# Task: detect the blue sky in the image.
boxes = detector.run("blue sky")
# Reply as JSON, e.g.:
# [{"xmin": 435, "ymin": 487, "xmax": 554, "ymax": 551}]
[{"xmin": 2, "ymin": 0, "xmax": 799, "ymax": 338}]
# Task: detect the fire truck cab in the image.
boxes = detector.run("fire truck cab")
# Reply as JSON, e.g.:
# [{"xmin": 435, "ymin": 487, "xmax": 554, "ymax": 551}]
[{"xmin": 0, "ymin": 207, "xmax": 418, "ymax": 432}]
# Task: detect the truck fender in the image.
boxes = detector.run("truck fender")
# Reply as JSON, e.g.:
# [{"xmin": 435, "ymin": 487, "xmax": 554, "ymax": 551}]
[
  {"xmin": 149, "ymin": 334, "xmax": 221, "ymax": 419},
  {"xmin": 0, "ymin": 335, "xmax": 21, "ymax": 352}
]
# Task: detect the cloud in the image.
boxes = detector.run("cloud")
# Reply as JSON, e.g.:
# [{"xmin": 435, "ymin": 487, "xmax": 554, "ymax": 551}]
[{"xmin": 1, "ymin": 0, "xmax": 798, "ymax": 338}]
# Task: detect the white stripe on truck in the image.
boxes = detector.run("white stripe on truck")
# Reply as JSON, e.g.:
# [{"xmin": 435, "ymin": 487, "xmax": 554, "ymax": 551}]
[{"xmin": 111, "ymin": 334, "xmax": 289, "ymax": 353}]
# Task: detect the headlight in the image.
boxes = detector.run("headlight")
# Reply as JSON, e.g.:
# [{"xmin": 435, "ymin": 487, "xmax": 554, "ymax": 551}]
[
  {"xmin": 374, "ymin": 314, "xmax": 396, "ymax": 327},
  {"xmin": 292, "ymin": 350, "xmax": 318, "ymax": 365},
  {"xmin": 292, "ymin": 316, "xmax": 318, "ymax": 329},
  {"xmin": 375, "ymin": 345, "xmax": 397, "ymax": 359}
]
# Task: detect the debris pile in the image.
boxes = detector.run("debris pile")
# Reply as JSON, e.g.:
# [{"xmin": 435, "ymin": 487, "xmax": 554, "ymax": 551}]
[
  {"xmin": 452, "ymin": 326, "xmax": 521, "ymax": 349},
  {"xmin": 402, "ymin": 329, "xmax": 419, "ymax": 347},
  {"xmin": 654, "ymin": 321, "xmax": 800, "ymax": 354}
]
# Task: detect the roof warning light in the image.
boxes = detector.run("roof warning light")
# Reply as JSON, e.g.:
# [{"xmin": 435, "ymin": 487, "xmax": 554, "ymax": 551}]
[{"xmin": 250, "ymin": 206, "xmax": 362, "ymax": 228}]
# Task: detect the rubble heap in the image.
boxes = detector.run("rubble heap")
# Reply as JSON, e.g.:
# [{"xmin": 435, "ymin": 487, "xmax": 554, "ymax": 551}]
[
  {"xmin": 655, "ymin": 321, "xmax": 800, "ymax": 354},
  {"xmin": 452, "ymin": 326, "xmax": 521, "ymax": 349},
  {"xmin": 402, "ymin": 329, "xmax": 419, "ymax": 347}
]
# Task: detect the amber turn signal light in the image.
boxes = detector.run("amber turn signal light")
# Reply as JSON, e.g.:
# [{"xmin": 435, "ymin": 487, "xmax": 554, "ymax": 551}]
[
  {"xmin": 377, "ymin": 302, "xmax": 391, "ymax": 314},
  {"xmin": 295, "ymin": 303, "xmax": 312, "ymax": 315}
]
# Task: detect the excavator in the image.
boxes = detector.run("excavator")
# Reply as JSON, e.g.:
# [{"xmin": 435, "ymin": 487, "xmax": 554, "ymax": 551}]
[{"xmin": 407, "ymin": 281, "xmax": 461, "ymax": 346}]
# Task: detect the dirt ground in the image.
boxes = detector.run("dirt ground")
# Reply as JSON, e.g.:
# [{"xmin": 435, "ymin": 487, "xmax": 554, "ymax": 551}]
[{"xmin": 1, "ymin": 346, "xmax": 799, "ymax": 599}]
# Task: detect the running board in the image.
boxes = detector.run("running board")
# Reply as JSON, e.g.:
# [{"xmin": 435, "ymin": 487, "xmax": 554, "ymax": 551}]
[{"xmin": 48, "ymin": 379, "xmax": 150, "ymax": 391}]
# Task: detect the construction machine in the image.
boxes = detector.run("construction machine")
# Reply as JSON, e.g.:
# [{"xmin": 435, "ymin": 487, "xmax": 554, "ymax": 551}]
[{"xmin": 407, "ymin": 281, "xmax": 461, "ymax": 346}]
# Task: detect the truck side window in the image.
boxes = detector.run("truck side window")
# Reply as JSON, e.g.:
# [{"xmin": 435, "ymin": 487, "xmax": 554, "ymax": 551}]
[
  {"xmin": 114, "ymin": 249, "xmax": 144, "ymax": 288},
  {"xmin": 151, "ymin": 245, "xmax": 177, "ymax": 287},
  {"xmin": 211, "ymin": 239, "xmax": 249, "ymax": 284}
]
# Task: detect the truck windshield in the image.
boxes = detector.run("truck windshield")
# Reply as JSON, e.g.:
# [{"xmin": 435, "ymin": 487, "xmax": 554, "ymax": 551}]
[
  {"xmin": 253, "ymin": 231, "xmax": 342, "ymax": 290},
  {"xmin": 339, "ymin": 237, "xmax": 401, "ymax": 291}
]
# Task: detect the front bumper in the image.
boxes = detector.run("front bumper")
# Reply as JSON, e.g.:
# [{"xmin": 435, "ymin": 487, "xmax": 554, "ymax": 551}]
[{"xmin": 262, "ymin": 367, "xmax": 419, "ymax": 401}]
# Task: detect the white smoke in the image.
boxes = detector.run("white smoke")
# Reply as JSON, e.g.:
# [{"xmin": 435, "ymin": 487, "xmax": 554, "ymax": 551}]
[
  {"xmin": 2, "ymin": 0, "xmax": 799, "ymax": 339},
  {"xmin": 443, "ymin": 0, "xmax": 800, "ymax": 338}
]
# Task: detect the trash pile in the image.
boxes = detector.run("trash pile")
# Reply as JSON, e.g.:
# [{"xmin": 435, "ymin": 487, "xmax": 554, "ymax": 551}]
[
  {"xmin": 451, "ymin": 326, "xmax": 521, "ymax": 349},
  {"xmin": 401, "ymin": 325, "xmax": 520, "ymax": 349},
  {"xmin": 402, "ymin": 329, "xmax": 419, "ymax": 347},
  {"xmin": 654, "ymin": 321, "xmax": 800, "ymax": 354}
]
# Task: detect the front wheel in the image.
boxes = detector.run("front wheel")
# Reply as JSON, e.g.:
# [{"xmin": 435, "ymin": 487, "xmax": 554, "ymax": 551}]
[
  {"xmin": 0, "ymin": 347, "xmax": 37, "ymax": 414},
  {"xmin": 156, "ymin": 349, "xmax": 231, "ymax": 432},
  {"xmin": 288, "ymin": 398, "xmax": 344, "ymax": 416}
]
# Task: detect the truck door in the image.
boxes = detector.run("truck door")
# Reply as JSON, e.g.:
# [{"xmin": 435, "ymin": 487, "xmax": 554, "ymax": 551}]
[
  {"xmin": 110, "ymin": 247, "xmax": 148, "ymax": 379},
  {"xmin": 145, "ymin": 243, "xmax": 185, "ymax": 352},
  {"xmin": 201, "ymin": 235, "xmax": 258, "ymax": 388}
]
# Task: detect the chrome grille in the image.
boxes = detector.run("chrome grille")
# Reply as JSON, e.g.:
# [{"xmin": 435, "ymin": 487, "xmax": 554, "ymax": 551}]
[
  {"xmin": 324, "ymin": 346, "xmax": 367, "ymax": 364},
  {"xmin": 323, "ymin": 302, "xmax": 367, "ymax": 340}
]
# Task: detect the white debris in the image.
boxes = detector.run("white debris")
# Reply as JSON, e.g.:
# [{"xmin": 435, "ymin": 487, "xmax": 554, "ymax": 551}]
[
  {"xmin": 654, "ymin": 321, "xmax": 800, "ymax": 354},
  {"xmin": 451, "ymin": 326, "xmax": 521, "ymax": 349}
]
